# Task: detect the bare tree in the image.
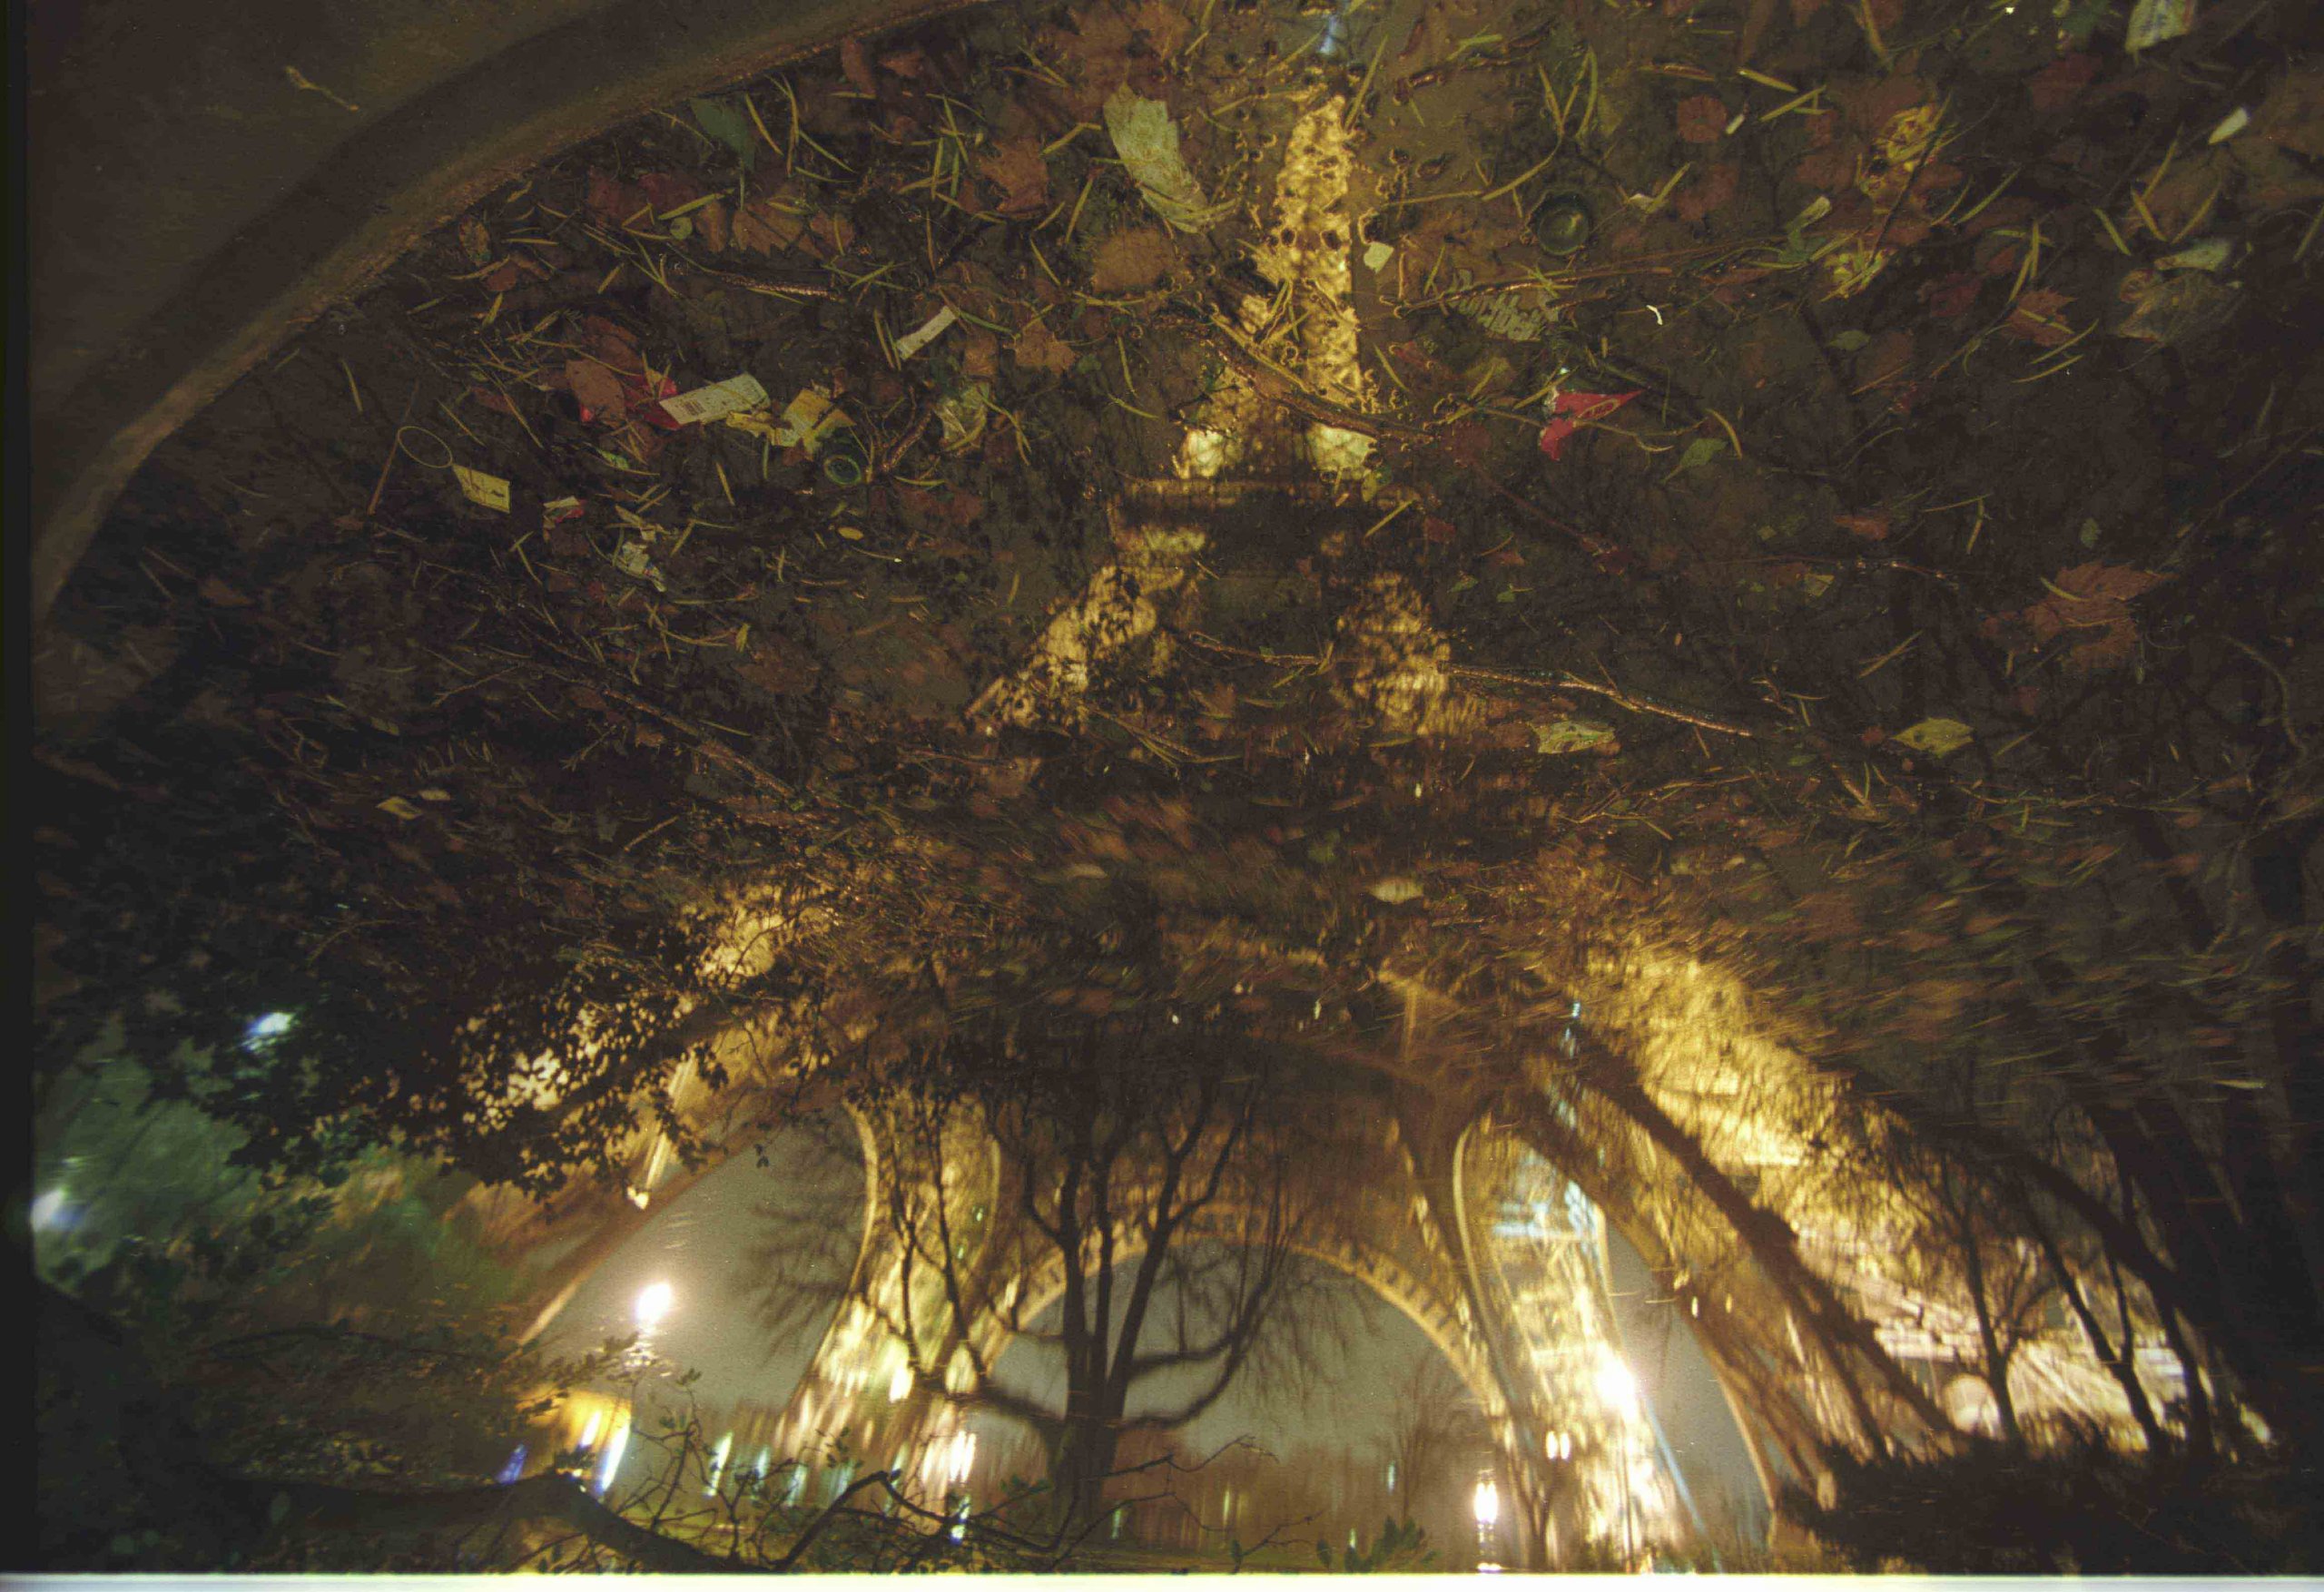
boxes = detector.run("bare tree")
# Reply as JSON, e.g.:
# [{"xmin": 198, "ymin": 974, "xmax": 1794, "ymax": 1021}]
[
  {"xmin": 1374, "ymin": 1352, "xmax": 1491, "ymax": 1523},
  {"xmin": 859, "ymin": 1007, "xmax": 1323, "ymax": 1530}
]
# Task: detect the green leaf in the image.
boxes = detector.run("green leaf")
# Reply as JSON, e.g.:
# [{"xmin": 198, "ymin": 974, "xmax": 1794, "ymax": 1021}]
[
  {"xmin": 1895, "ymin": 716, "xmax": 1976, "ymax": 757},
  {"xmin": 1663, "ymin": 436, "xmax": 1727, "ymax": 478},
  {"xmin": 1828, "ymin": 329, "xmax": 1871, "ymax": 351},
  {"xmin": 690, "ymin": 97, "xmax": 759, "ymax": 170}
]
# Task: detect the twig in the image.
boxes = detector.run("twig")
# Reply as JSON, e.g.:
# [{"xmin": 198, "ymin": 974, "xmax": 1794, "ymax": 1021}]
[{"xmin": 1447, "ymin": 663, "xmax": 1762, "ymax": 738}]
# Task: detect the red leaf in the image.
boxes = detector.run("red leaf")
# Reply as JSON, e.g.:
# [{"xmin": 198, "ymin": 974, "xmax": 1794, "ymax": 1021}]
[
  {"xmin": 2054, "ymin": 562, "xmax": 2163, "ymax": 603},
  {"xmin": 1539, "ymin": 390, "xmax": 1640, "ymax": 460},
  {"xmin": 1676, "ymin": 161, "xmax": 1739, "ymax": 223},
  {"xmin": 1676, "ymin": 94, "xmax": 1730, "ymax": 144},
  {"xmin": 2004, "ymin": 287, "xmax": 2075, "ymax": 347},
  {"xmin": 637, "ymin": 171, "xmax": 705, "ymax": 214},
  {"xmin": 2027, "ymin": 53, "xmax": 2100, "ymax": 113},
  {"xmin": 585, "ymin": 171, "xmax": 648, "ymax": 226},
  {"xmin": 1923, "ymin": 272, "xmax": 1983, "ymax": 319}
]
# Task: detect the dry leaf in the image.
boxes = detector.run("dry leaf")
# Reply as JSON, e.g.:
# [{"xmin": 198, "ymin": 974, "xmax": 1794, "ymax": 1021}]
[
  {"xmin": 1088, "ymin": 226, "xmax": 1174, "ymax": 291},
  {"xmin": 566, "ymin": 359, "xmax": 628, "ymax": 421},
  {"xmin": 1677, "ymin": 94, "xmax": 1730, "ymax": 144},
  {"xmin": 978, "ymin": 138, "xmax": 1052, "ymax": 218},
  {"xmin": 1013, "ymin": 319, "xmax": 1078, "ymax": 373}
]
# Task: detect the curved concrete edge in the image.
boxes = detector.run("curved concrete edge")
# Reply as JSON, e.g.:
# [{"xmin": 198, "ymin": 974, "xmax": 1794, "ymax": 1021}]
[{"xmin": 30, "ymin": 0, "xmax": 981, "ymax": 629}]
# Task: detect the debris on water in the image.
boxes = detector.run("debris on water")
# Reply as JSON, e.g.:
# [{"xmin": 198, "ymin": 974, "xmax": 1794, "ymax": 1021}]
[
  {"xmin": 893, "ymin": 306, "xmax": 959, "ymax": 361},
  {"xmin": 1531, "ymin": 192, "xmax": 1592, "ymax": 255},
  {"xmin": 452, "ymin": 466, "xmax": 510, "ymax": 513},
  {"xmin": 2117, "ymin": 270, "xmax": 2239, "ymax": 344},
  {"xmin": 937, "ymin": 384, "xmax": 991, "ymax": 453},
  {"xmin": 1105, "ymin": 88, "xmax": 1215, "ymax": 232},
  {"xmin": 613, "ymin": 536, "xmax": 667, "ymax": 592},
  {"xmin": 2125, "ymin": 0, "xmax": 2197, "ymax": 52},
  {"xmin": 2154, "ymin": 237, "xmax": 2237, "ymax": 273},
  {"xmin": 1539, "ymin": 390, "xmax": 1640, "ymax": 460},
  {"xmin": 661, "ymin": 374, "xmax": 770, "ymax": 425},
  {"xmin": 1531, "ymin": 720, "xmax": 1619, "ymax": 755}
]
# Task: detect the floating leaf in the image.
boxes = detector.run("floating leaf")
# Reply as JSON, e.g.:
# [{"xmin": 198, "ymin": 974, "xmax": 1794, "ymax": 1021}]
[
  {"xmin": 1895, "ymin": 717, "xmax": 1976, "ymax": 757},
  {"xmin": 1368, "ymin": 877, "xmax": 1424, "ymax": 904},
  {"xmin": 1531, "ymin": 719, "xmax": 1619, "ymax": 755},
  {"xmin": 1664, "ymin": 436, "xmax": 1728, "ymax": 477},
  {"xmin": 1104, "ymin": 88, "xmax": 1215, "ymax": 231},
  {"xmin": 690, "ymin": 97, "xmax": 759, "ymax": 170}
]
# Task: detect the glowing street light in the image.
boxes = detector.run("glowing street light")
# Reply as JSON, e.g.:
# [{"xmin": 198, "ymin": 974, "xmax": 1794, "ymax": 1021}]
[
  {"xmin": 1473, "ymin": 1472, "xmax": 1502, "ymax": 1571},
  {"xmin": 1595, "ymin": 1351, "xmax": 1642, "ymax": 1567},
  {"xmin": 1594, "ymin": 1352, "xmax": 1640, "ymax": 1416},
  {"xmin": 1472, "ymin": 1475, "xmax": 1500, "ymax": 1528},
  {"xmin": 635, "ymin": 1281, "xmax": 675, "ymax": 1333}
]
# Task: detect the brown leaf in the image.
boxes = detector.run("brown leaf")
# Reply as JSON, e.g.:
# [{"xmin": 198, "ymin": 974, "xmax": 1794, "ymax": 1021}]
[
  {"xmin": 1128, "ymin": 0, "xmax": 1194, "ymax": 57},
  {"xmin": 1835, "ymin": 512, "xmax": 1890, "ymax": 541},
  {"xmin": 737, "ymin": 633, "xmax": 820, "ymax": 695},
  {"xmin": 840, "ymin": 36, "xmax": 879, "ymax": 98},
  {"xmin": 2054, "ymin": 562, "xmax": 2163, "ymax": 604},
  {"xmin": 802, "ymin": 212, "xmax": 856, "ymax": 260},
  {"xmin": 2026, "ymin": 52, "xmax": 2100, "ymax": 113},
  {"xmin": 1012, "ymin": 318, "xmax": 1078, "ymax": 373},
  {"xmin": 978, "ymin": 137, "xmax": 1052, "ymax": 217},
  {"xmin": 457, "ymin": 217, "xmax": 492, "ymax": 269},
  {"xmin": 585, "ymin": 170, "xmax": 648, "ymax": 226},
  {"xmin": 733, "ymin": 194, "xmax": 808, "ymax": 254},
  {"xmin": 1856, "ymin": 329, "xmax": 1915, "ymax": 387},
  {"xmin": 566, "ymin": 359, "xmax": 628, "ymax": 421},
  {"xmin": 581, "ymin": 316, "xmax": 645, "ymax": 375},
  {"xmin": 637, "ymin": 171, "xmax": 705, "ymax": 214},
  {"xmin": 1088, "ymin": 225, "xmax": 1174, "ymax": 291},
  {"xmin": 695, "ymin": 197, "xmax": 731, "ymax": 252},
  {"xmin": 961, "ymin": 329, "xmax": 1000, "ymax": 378}
]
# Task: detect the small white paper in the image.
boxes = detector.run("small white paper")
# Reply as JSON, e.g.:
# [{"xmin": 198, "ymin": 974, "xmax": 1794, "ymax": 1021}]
[
  {"xmin": 894, "ymin": 306, "xmax": 958, "ymax": 361},
  {"xmin": 454, "ymin": 465, "xmax": 510, "ymax": 512},
  {"xmin": 1363, "ymin": 241, "xmax": 1395, "ymax": 272},
  {"xmin": 660, "ymin": 373, "xmax": 770, "ymax": 425}
]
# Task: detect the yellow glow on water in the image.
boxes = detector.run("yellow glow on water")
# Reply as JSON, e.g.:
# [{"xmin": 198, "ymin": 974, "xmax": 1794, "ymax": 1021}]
[{"xmin": 595, "ymin": 1412, "xmax": 630, "ymax": 1496}]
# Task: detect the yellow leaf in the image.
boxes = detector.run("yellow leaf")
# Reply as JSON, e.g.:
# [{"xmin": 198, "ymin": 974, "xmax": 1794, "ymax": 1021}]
[{"xmin": 1894, "ymin": 717, "xmax": 1974, "ymax": 757}]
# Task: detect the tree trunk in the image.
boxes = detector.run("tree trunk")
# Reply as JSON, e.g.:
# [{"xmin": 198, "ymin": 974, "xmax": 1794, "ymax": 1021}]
[
  {"xmin": 2022, "ymin": 1198, "xmax": 2167, "ymax": 1451},
  {"xmin": 1955, "ymin": 1202, "xmax": 2022, "ymax": 1445}
]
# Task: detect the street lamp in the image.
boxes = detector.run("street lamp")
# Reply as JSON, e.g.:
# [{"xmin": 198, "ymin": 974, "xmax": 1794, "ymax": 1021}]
[
  {"xmin": 635, "ymin": 1281, "xmax": 675, "ymax": 1334},
  {"xmin": 1472, "ymin": 1472, "xmax": 1501, "ymax": 1571},
  {"xmin": 1595, "ymin": 1352, "xmax": 1640, "ymax": 1568}
]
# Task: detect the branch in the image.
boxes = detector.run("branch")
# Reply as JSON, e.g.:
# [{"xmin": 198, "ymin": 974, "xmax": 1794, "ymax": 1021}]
[
  {"xmin": 1446, "ymin": 662, "xmax": 1763, "ymax": 739},
  {"xmin": 769, "ymin": 1468, "xmax": 900, "ymax": 1571},
  {"xmin": 271, "ymin": 1473, "xmax": 735, "ymax": 1573}
]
